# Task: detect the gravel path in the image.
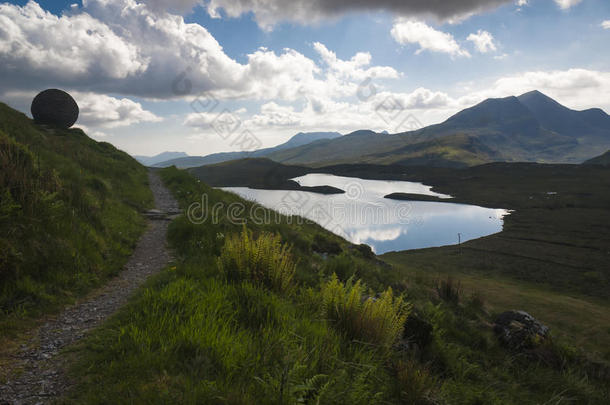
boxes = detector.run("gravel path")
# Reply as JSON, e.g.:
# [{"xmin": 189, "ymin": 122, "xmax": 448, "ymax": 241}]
[{"xmin": 0, "ymin": 170, "xmax": 179, "ymax": 405}]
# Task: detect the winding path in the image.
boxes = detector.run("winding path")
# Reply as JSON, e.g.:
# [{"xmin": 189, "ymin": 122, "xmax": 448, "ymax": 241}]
[{"xmin": 0, "ymin": 170, "xmax": 179, "ymax": 405}]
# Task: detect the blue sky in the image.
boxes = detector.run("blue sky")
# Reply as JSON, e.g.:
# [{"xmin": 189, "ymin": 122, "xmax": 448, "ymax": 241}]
[{"xmin": 1, "ymin": 0, "xmax": 609, "ymax": 156}]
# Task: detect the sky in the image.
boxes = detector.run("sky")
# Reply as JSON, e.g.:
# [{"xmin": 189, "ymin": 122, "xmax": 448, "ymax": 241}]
[{"xmin": 0, "ymin": 0, "xmax": 609, "ymax": 157}]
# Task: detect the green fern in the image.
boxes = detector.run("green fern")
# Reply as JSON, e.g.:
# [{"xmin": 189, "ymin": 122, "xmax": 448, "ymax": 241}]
[
  {"xmin": 321, "ymin": 274, "xmax": 410, "ymax": 348},
  {"xmin": 217, "ymin": 227, "xmax": 296, "ymax": 293}
]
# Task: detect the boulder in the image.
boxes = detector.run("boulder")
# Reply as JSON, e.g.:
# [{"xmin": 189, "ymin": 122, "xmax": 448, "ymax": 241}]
[
  {"xmin": 396, "ymin": 313, "xmax": 433, "ymax": 351},
  {"xmin": 493, "ymin": 310, "xmax": 549, "ymax": 350},
  {"xmin": 31, "ymin": 89, "xmax": 79, "ymax": 129},
  {"xmin": 402, "ymin": 313, "xmax": 433, "ymax": 349}
]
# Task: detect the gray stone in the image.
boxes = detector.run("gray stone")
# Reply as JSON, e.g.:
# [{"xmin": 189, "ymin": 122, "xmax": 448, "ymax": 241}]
[
  {"xmin": 31, "ymin": 89, "xmax": 79, "ymax": 129},
  {"xmin": 493, "ymin": 310, "xmax": 549, "ymax": 350}
]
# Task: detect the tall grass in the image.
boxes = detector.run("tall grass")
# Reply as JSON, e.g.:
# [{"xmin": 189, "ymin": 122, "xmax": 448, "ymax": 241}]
[
  {"xmin": 435, "ymin": 276, "xmax": 462, "ymax": 305},
  {"xmin": 217, "ymin": 227, "xmax": 296, "ymax": 293},
  {"xmin": 321, "ymin": 274, "xmax": 410, "ymax": 347}
]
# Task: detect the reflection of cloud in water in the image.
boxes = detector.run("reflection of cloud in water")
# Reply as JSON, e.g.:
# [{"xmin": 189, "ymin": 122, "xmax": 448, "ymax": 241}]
[
  {"xmin": 221, "ymin": 174, "xmax": 508, "ymax": 254},
  {"xmin": 349, "ymin": 227, "xmax": 404, "ymax": 246}
]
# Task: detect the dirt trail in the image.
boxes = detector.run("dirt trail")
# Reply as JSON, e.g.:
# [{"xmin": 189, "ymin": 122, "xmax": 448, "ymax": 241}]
[{"xmin": 0, "ymin": 170, "xmax": 179, "ymax": 405}]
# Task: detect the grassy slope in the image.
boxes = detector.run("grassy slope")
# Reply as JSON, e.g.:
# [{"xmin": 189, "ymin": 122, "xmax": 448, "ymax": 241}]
[
  {"xmin": 64, "ymin": 167, "xmax": 608, "ymax": 404},
  {"xmin": 584, "ymin": 150, "xmax": 610, "ymax": 166},
  {"xmin": 332, "ymin": 162, "xmax": 610, "ymax": 360},
  {"xmin": 190, "ymin": 157, "xmax": 610, "ymax": 359},
  {"xmin": 0, "ymin": 102, "xmax": 153, "ymax": 338}
]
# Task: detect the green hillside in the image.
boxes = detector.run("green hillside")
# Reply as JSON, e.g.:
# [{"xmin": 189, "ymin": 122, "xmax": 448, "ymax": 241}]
[
  {"xmin": 63, "ymin": 167, "xmax": 609, "ymax": 404},
  {"xmin": 0, "ymin": 102, "xmax": 152, "ymax": 335}
]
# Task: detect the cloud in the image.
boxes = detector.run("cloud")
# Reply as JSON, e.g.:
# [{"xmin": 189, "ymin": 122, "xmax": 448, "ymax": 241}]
[
  {"xmin": 467, "ymin": 30, "xmax": 497, "ymax": 53},
  {"xmin": 0, "ymin": 0, "xmax": 242, "ymax": 98},
  {"xmin": 205, "ymin": 0, "xmax": 512, "ymax": 30},
  {"xmin": 391, "ymin": 19, "xmax": 470, "ymax": 58},
  {"xmin": 141, "ymin": 0, "xmax": 202, "ymax": 14},
  {"xmin": 554, "ymin": 0, "xmax": 583, "ymax": 10},
  {"xmin": 602, "ymin": 20, "xmax": 610, "ymax": 30},
  {"xmin": 515, "ymin": 0, "xmax": 528, "ymax": 5},
  {"xmin": 75, "ymin": 93, "xmax": 163, "ymax": 128},
  {"xmin": 0, "ymin": 1, "xmax": 145, "ymax": 82},
  {"xmin": 0, "ymin": 0, "xmax": 399, "ymax": 104}
]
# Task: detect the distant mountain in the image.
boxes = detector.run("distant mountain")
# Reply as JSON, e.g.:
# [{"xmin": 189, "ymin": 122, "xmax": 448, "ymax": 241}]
[
  {"xmin": 154, "ymin": 131, "xmax": 342, "ymax": 168},
  {"xmin": 262, "ymin": 91, "xmax": 610, "ymax": 167},
  {"xmin": 134, "ymin": 151, "xmax": 188, "ymax": 166},
  {"xmin": 583, "ymin": 150, "xmax": 610, "ymax": 166}
]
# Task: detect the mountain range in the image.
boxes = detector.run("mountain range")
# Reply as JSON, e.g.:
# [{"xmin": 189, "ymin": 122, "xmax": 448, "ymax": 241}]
[
  {"xmin": 151, "ymin": 131, "xmax": 342, "ymax": 168},
  {"xmin": 147, "ymin": 90, "xmax": 610, "ymax": 169},
  {"xmin": 261, "ymin": 91, "xmax": 610, "ymax": 167},
  {"xmin": 134, "ymin": 151, "xmax": 188, "ymax": 166}
]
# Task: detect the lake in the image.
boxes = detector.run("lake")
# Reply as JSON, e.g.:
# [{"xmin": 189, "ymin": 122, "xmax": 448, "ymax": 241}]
[{"xmin": 223, "ymin": 174, "xmax": 509, "ymax": 254}]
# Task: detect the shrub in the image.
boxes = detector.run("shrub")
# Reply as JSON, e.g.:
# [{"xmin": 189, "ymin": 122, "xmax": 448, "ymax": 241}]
[
  {"xmin": 321, "ymin": 274, "xmax": 410, "ymax": 347},
  {"xmin": 435, "ymin": 276, "xmax": 462, "ymax": 305},
  {"xmin": 394, "ymin": 359, "xmax": 437, "ymax": 404},
  {"xmin": 217, "ymin": 227, "xmax": 296, "ymax": 293},
  {"xmin": 312, "ymin": 233, "xmax": 342, "ymax": 255}
]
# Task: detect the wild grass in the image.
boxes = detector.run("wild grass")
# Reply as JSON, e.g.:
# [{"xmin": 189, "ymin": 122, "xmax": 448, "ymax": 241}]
[
  {"xmin": 217, "ymin": 227, "xmax": 296, "ymax": 293},
  {"xmin": 435, "ymin": 276, "xmax": 462, "ymax": 305}
]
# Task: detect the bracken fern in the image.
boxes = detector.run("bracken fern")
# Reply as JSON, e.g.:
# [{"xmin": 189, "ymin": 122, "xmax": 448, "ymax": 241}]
[
  {"xmin": 321, "ymin": 274, "xmax": 410, "ymax": 348},
  {"xmin": 217, "ymin": 227, "xmax": 296, "ymax": 293}
]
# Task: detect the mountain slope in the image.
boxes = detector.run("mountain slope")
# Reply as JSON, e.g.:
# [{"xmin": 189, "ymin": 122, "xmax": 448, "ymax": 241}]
[
  {"xmin": 263, "ymin": 91, "xmax": 610, "ymax": 167},
  {"xmin": 518, "ymin": 90, "xmax": 610, "ymax": 139},
  {"xmin": 0, "ymin": 102, "xmax": 153, "ymax": 330},
  {"xmin": 154, "ymin": 131, "xmax": 342, "ymax": 168},
  {"xmin": 583, "ymin": 150, "xmax": 610, "ymax": 166},
  {"xmin": 134, "ymin": 151, "xmax": 188, "ymax": 166}
]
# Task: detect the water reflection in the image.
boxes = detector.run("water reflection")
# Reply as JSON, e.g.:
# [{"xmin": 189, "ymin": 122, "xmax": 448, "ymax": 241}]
[{"xmin": 223, "ymin": 174, "xmax": 508, "ymax": 254}]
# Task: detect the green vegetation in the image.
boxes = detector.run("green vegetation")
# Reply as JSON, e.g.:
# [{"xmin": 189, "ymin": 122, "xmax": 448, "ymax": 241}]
[
  {"xmin": 321, "ymin": 275, "xmax": 409, "ymax": 348},
  {"xmin": 65, "ymin": 167, "xmax": 609, "ymax": 404},
  {"xmin": 218, "ymin": 228, "xmax": 296, "ymax": 293},
  {"xmin": 0, "ymin": 102, "xmax": 152, "ymax": 337}
]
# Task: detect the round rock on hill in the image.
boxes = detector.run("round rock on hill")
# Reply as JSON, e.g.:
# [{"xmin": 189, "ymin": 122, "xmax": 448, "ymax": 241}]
[{"xmin": 31, "ymin": 89, "xmax": 79, "ymax": 129}]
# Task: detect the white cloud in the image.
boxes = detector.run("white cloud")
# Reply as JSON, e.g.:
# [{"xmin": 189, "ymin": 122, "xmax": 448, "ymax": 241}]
[
  {"xmin": 515, "ymin": 0, "xmax": 528, "ymax": 6},
  {"xmin": 313, "ymin": 42, "xmax": 399, "ymax": 82},
  {"xmin": 75, "ymin": 93, "xmax": 163, "ymax": 128},
  {"xmin": 0, "ymin": 0, "xmax": 400, "ymax": 104},
  {"xmin": 554, "ymin": 0, "xmax": 583, "ymax": 10},
  {"xmin": 0, "ymin": 1, "xmax": 145, "ymax": 81},
  {"xmin": 467, "ymin": 30, "xmax": 497, "ymax": 53},
  {"xmin": 391, "ymin": 19, "xmax": 470, "ymax": 58},
  {"xmin": 0, "ymin": 0, "xmax": 243, "ymax": 98},
  {"xmin": 602, "ymin": 20, "xmax": 610, "ymax": 30}
]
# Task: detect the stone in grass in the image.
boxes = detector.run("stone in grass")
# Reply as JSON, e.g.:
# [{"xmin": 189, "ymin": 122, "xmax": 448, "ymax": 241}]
[
  {"xmin": 493, "ymin": 310, "xmax": 550, "ymax": 350},
  {"xmin": 31, "ymin": 89, "xmax": 79, "ymax": 129},
  {"xmin": 396, "ymin": 313, "xmax": 433, "ymax": 351}
]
